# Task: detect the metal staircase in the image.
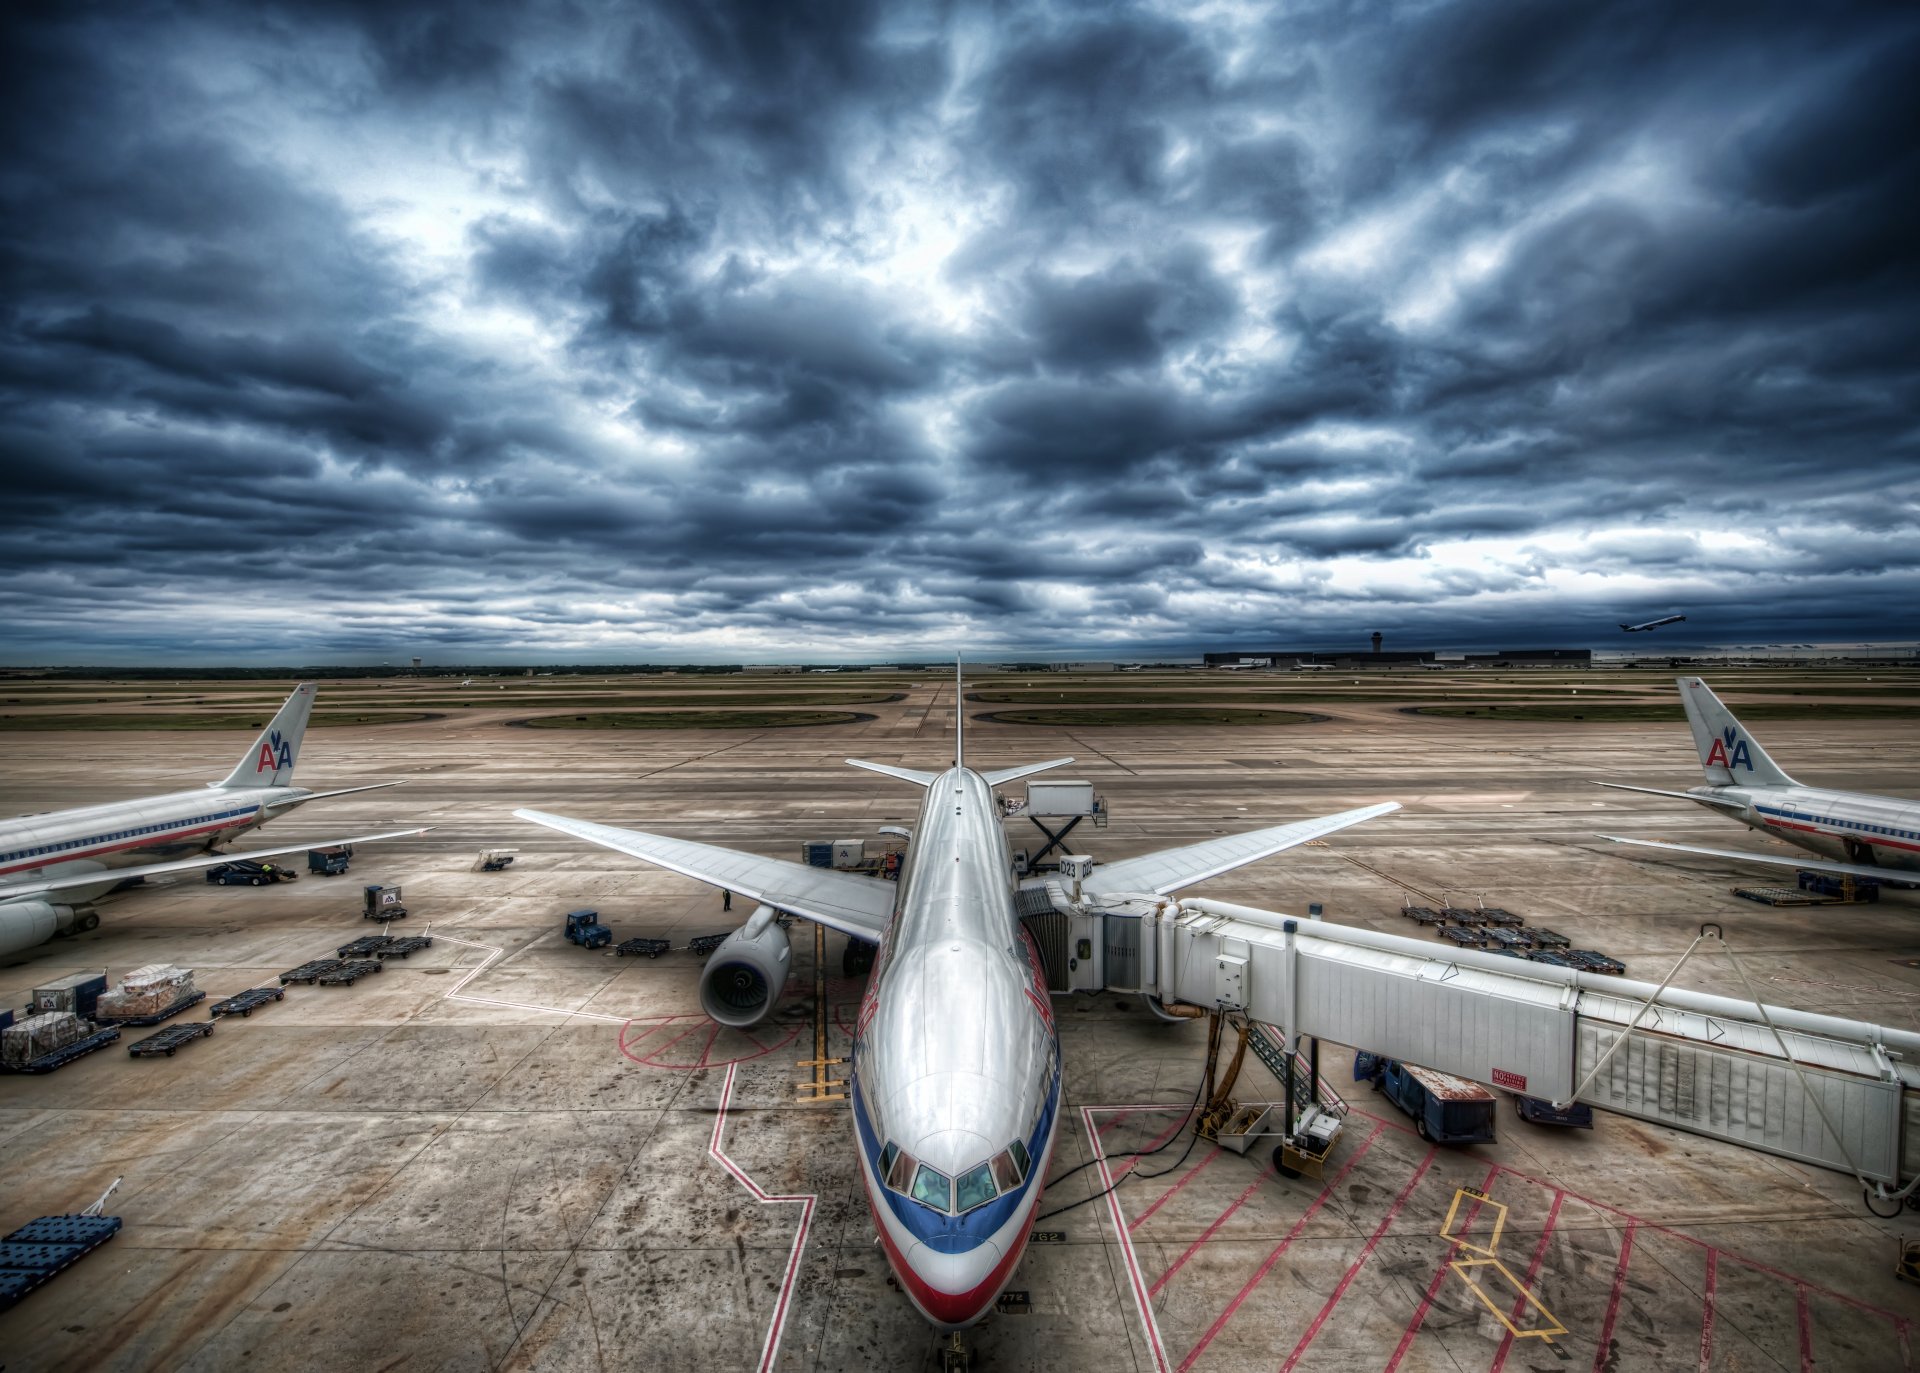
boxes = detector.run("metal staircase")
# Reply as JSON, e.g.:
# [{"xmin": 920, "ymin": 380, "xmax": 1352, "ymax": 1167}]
[{"xmin": 1247, "ymin": 1022, "xmax": 1347, "ymax": 1117}]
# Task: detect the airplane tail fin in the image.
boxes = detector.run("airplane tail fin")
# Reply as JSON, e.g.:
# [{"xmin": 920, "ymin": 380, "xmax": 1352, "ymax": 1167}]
[
  {"xmin": 216, "ymin": 683, "xmax": 316, "ymax": 789},
  {"xmin": 954, "ymin": 654, "xmax": 963, "ymax": 771},
  {"xmin": 1677, "ymin": 677, "xmax": 1794, "ymax": 788}
]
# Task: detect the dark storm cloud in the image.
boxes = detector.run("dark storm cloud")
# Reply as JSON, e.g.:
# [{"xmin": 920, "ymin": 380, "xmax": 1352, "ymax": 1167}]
[{"xmin": 2, "ymin": 0, "xmax": 1918, "ymax": 662}]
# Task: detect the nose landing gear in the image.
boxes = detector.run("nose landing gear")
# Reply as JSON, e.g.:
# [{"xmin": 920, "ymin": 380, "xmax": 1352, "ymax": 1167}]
[{"xmin": 941, "ymin": 1331, "xmax": 969, "ymax": 1371}]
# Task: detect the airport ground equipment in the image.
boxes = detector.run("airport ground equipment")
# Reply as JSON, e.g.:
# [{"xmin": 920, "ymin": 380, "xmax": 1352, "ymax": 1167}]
[
  {"xmin": 1355, "ymin": 1053, "xmax": 1498, "ymax": 1144},
  {"xmin": 337, "ymin": 934, "xmax": 398, "ymax": 958},
  {"xmin": 206, "ymin": 858, "xmax": 300, "ymax": 886},
  {"xmin": 1514, "ymin": 1095, "xmax": 1594, "ymax": 1128},
  {"xmin": 1734, "ymin": 885, "xmax": 1840, "ymax": 907},
  {"xmin": 210, "ymin": 987, "xmax": 284, "ymax": 1018},
  {"xmin": 93, "ymin": 965, "xmax": 204, "ymax": 1025},
  {"xmin": 1439, "ymin": 905, "xmax": 1485, "ymax": 925},
  {"xmin": 1001, "ymin": 778, "xmax": 1108, "ymax": 869},
  {"xmin": 1522, "ymin": 926, "xmax": 1570, "ymax": 948},
  {"xmin": 1565, "ymin": 950, "xmax": 1626, "ymax": 975},
  {"xmin": 1023, "ymin": 885, "xmax": 1920, "ymax": 1204},
  {"xmin": 1527, "ymin": 950, "xmax": 1573, "ymax": 967},
  {"xmin": 564, "ymin": 909, "xmax": 611, "ymax": 949},
  {"xmin": 1476, "ymin": 905, "xmax": 1524, "ymax": 926},
  {"xmin": 1437, "ymin": 924, "xmax": 1486, "ymax": 947},
  {"xmin": 1799, "ymin": 871, "xmax": 1879, "ymax": 902},
  {"xmin": 0, "ymin": 1183, "xmax": 123, "ymax": 1312},
  {"xmin": 93, "ymin": 991, "xmax": 204, "ymax": 1026},
  {"xmin": 362, "ymin": 884, "xmax": 406, "ymax": 921},
  {"xmin": 317, "ymin": 959, "xmax": 382, "ymax": 985},
  {"xmin": 279, "ymin": 958, "xmax": 344, "ymax": 985},
  {"xmin": 687, "ymin": 932, "xmax": 728, "ymax": 957},
  {"xmin": 1399, "ymin": 903, "xmax": 1446, "ymax": 925},
  {"xmin": 128, "ymin": 1020, "xmax": 215, "ymax": 1057},
  {"xmin": 29, "ymin": 972, "xmax": 107, "ymax": 1019},
  {"xmin": 615, "ymin": 936, "xmax": 671, "ymax": 958},
  {"xmin": 1, "ymin": 1011, "xmax": 120, "ymax": 1073},
  {"xmin": 374, "ymin": 936, "xmax": 432, "ymax": 958},
  {"xmin": 306, "ymin": 845, "xmax": 352, "ymax": 875},
  {"xmin": 473, "ymin": 848, "xmax": 517, "ymax": 872}
]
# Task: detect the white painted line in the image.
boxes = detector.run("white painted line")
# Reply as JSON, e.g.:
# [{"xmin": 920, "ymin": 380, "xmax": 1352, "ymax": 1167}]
[
  {"xmin": 710, "ymin": 1061, "xmax": 816, "ymax": 1373},
  {"xmin": 433, "ymin": 931, "xmax": 671, "ymax": 1025},
  {"xmin": 1084, "ymin": 1104, "xmax": 1172, "ymax": 1373}
]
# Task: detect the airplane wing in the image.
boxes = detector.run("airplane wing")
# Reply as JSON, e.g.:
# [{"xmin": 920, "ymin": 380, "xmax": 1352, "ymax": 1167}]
[
  {"xmin": 10, "ymin": 827, "xmax": 433, "ymax": 898},
  {"xmin": 846, "ymin": 759, "xmax": 939, "ymax": 787},
  {"xmin": 1595, "ymin": 782, "xmax": 1747, "ymax": 811},
  {"xmin": 289, "ymin": 780, "xmax": 408, "ymax": 803},
  {"xmin": 1088, "ymin": 802, "xmax": 1400, "ymax": 897},
  {"xmin": 981, "ymin": 757, "xmax": 1075, "ymax": 788},
  {"xmin": 515, "ymin": 808, "xmax": 895, "ymax": 941},
  {"xmin": 1597, "ymin": 834, "xmax": 1916, "ymax": 884}
]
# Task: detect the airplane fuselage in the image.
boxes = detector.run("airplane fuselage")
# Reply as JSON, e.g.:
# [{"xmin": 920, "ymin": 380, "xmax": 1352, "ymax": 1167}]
[
  {"xmin": 1688, "ymin": 783, "xmax": 1920, "ymax": 874},
  {"xmin": 0, "ymin": 786, "xmax": 309, "ymax": 897},
  {"xmin": 849, "ymin": 765, "xmax": 1061, "ymax": 1328}
]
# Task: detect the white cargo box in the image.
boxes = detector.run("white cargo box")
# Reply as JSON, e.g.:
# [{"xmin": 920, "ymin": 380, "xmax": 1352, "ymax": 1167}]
[
  {"xmin": 832, "ymin": 839, "xmax": 865, "ymax": 867},
  {"xmin": 1026, "ymin": 780, "xmax": 1096, "ymax": 816}
]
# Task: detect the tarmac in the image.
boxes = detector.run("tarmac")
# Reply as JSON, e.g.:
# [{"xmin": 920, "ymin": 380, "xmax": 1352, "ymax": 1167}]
[{"xmin": 1, "ymin": 674, "xmax": 1918, "ymax": 1371}]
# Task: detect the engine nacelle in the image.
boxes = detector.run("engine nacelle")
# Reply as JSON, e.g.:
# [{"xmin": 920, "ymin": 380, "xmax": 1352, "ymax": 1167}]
[
  {"xmin": 0, "ymin": 900, "xmax": 78, "ymax": 957},
  {"xmin": 699, "ymin": 906, "xmax": 791, "ymax": 1028}
]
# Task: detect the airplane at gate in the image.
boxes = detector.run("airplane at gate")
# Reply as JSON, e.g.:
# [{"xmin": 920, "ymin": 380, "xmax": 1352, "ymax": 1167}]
[
  {"xmin": 0, "ymin": 683, "xmax": 426, "ymax": 957},
  {"xmin": 516, "ymin": 663, "xmax": 1397, "ymax": 1332},
  {"xmin": 1597, "ymin": 676, "xmax": 1920, "ymax": 884}
]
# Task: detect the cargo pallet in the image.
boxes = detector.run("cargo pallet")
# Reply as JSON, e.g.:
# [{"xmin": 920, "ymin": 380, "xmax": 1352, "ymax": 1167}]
[
  {"xmin": 616, "ymin": 937, "xmax": 672, "ymax": 958},
  {"xmin": 1733, "ymin": 886, "xmax": 1837, "ymax": 907},
  {"xmin": 94, "ymin": 991, "xmax": 205, "ymax": 1027},
  {"xmin": 0, "ymin": 1026, "xmax": 121, "ymax": 1075},
  {"xmin": 280, "ymin": 959, "xmax": 344, "ymax": 985},
  {"xmin": 337, "ymin": 935, "xmax": 397, "ymax": 958},
  {"xmin": 210, "ymin": 988, "xmax": 285, "ymax": 1019},
  {"xmin": 687, "ymin": 933, "xmax": 728, "ymax": 957},
  {"xmin": 1476, "ymin": 907, "xmax": 1525, "ymax": 926},
  {"xmin": 129, "ymin": 1021, "xmax": 215, "ymax": 1058},
  {"xmin": 374, "ymin": 936, "xmax": 432, "ymax": 958},
  {"xmin": 316, "ymin": 959, "xmax": 383, "ymax": 986},
  {"xmin": 0, "ymin": 1213, "xmax": 122, "ymax": 1312},
  {"xmin": 1399, "ymin": 905, "xmax": 1447, "ymax": 925}
]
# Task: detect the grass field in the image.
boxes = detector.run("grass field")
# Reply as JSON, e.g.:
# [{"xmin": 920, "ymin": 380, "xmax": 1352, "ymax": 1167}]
[
  {"xmin": 0, "ymin": 712, "xmax": 440, "ymax": 730},
  {"xmin": 1409, "ymin": 702, "xmax": 1920, "ymax": 722},
  {"xmin": 980, "ymin": 707, "xmax": 1324, "ymax": 727},
  {"xmin": 514, "ymin": 710, "xmax": 868, "ymax": 730}
]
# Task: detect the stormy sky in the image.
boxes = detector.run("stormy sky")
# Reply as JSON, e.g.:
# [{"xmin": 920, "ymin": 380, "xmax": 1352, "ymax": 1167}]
[{"xmin": 3, "ymin": 1, "xmax": 1917, "ymax": 663}]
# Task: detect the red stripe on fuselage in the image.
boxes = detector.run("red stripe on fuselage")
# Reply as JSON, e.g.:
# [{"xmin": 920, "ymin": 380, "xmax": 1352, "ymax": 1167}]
[
  {"xmin": 862, "ymin": 1166, "xmax": 1038, "ymax": 1327},
  {"xmin": 0, "ymin": 813, "xmax": 256, "ymax": 878},
  {"xmin": 1759, "ymin": 816, "xmax": 1920, "ymax": 856}
]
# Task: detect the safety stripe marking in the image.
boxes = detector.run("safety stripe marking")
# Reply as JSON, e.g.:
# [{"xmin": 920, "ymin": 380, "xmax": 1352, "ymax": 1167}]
[{"xmin": 710, "ymin": 1061, "xmax": 816, "ymax": 1373}]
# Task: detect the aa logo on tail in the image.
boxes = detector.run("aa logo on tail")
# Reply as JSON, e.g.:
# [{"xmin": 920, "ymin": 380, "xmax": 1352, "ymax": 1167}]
[
  {"xmin": 1705, "ymin": 725, "xmax": 1752, "ymax": 771},
  {"xmin": 255, "ymin": 729, "xmax": 294, "ymax": 774}
]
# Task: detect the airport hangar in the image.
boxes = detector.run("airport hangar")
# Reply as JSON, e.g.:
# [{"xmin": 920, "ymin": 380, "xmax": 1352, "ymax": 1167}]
[{"xmin": 1, "ymin": 676, "xmax": 1918, "ymax": 1372}]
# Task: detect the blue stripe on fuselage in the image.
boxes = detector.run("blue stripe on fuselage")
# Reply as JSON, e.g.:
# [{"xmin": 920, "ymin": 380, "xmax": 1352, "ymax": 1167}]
[{"xmin": 851, "ymin": 1064, "xmax": 1060, "ymax": 1255}]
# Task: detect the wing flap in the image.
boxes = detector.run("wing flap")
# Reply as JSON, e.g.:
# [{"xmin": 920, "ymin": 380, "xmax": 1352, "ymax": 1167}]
[
  {"xmin": 516, "ymin": 809, "xmax": 894, "ymax": 941},
  {"xmin": 1089, "ymin": 802, "xmax": 1400, "ymax": 897},
  {"xmin": 12, "ymin": 827, "xmax": 433, "ymax": 898},
  {"xmin": 1597, "ymin": 835, "xmax": 1915, "ymax": 884}
]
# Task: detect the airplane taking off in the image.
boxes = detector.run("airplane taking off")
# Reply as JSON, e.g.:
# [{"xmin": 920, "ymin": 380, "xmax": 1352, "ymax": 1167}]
[
  {"xmin": 1597, "ymin": 677, "xmax": 1920, "ymax": 884},
  {"xmin": 517, "ymin": 664, "xmax": 1398, "ymax": 1332},
  {"xmin": 1621, "ymin": 614, "xmax": 1686, "ymax": 632},
  {"xmin": 0, "ymin": 683, "xmax": 427, "ymax": 957}
]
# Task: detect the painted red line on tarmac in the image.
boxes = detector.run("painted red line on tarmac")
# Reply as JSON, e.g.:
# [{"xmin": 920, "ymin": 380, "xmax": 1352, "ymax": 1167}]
[
  {"xmin": 1798, "ymin": 1285, "xmax": 1814, "ymax": 1373},
  {"xmin": 1383, "ymin": 1162, "xmax": 1499, "ymax": 1373},
  {"xmin": 1490, "ymin": 1189, "xmax": 1566, "ymax": 1373},
  {"xmin": 1084, "ymin": 1106, "xmax": 1171, "ymax": 1373},
  {"xmin": 692, "ymin": 1021, "xmax": 723, "ymax": 1069},
  {"xmin": 1172, "ymin": 1126, "xmax": 1385, "ymax": 1371},
  {"xmin": 1696, "ymin": 1248, "xmax": 1718, "ymax": 1373},
  {"xmin": 1592, "ymin": 1220, "xmax": 1639, "ymax": 1373},
  {"xmin": 1277, "ymin": 1146, "xmax": 1438, "ymax": 1373},
  {"xmin": 1130, "ymin": 1146, "xmax": 1221, "ymax": 1232}
]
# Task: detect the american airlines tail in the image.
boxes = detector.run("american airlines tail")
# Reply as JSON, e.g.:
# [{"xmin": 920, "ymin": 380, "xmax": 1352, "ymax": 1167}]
[
  {"xmin": 1677, "ymin": 677, "xmax": 1795, "ymax": 789},
  {"xmin": 216, "ymin": 683, "xmax": 316, "ymax": 789}
]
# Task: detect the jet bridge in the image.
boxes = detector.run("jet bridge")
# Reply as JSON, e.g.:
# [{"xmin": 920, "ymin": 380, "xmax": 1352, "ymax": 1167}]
[{"xmin": 1026, "ymin": 883, "xmax": 1920, "ymax": 1191}]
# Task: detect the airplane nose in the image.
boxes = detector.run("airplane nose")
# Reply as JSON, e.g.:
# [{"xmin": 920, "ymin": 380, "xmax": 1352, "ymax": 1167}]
[{"xmin": 904, "ymin": 1240, "xmax": 1005, "ymax": 1327}]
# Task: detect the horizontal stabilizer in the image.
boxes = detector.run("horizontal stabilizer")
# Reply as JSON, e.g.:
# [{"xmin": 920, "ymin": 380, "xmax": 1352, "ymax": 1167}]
[
  {"xmin": 1595, "ymin": 782, "xmax": 1746, "ymax": 810},
  {"xmin": 14, "ymin": 827, "xmax": 433, "ymax": 898},
  {"xmin": 515, "ymin": 809, "xmax": 893, "ymax": 941},
  {"xmin": 1597, "ymin": 834, "xmax": 1912, "ymax": 884},
  {"xmin": 981, "ymin": 757, "xmax": 1076, "ymax": 788},
  {"xmin": 1090, "ymin": 801, "xmax": 1400, "ymax": 897},
  {"xmin": 846, "ymin": 759, "xmax": 939, "ymax": 787}
]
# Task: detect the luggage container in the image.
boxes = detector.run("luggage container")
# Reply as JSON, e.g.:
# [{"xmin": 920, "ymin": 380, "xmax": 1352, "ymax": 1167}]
[
  {"xmin": 94, "ymin": 964, "xmax": 202, "ymax": 1024},
  {"xmin": 2, "ymin": 1012, "xmax": 94, "ymax": 1070},
  {"xmin": 801, "ymin": 842, "xmax": 834, "ymax": 868},
  {"xmin": 1025, "ymin": 780, "xmax": 1097, "ymax": 816},
  {"xmin": 307, "ymin": 846, "xmax": 353, "ymax": 876},
  {"xmin": 832, "ymin": 839, "xmax": 865, "ymax": 868},
  {"xmin": 31, "ymin": 972, "xmax": 108, "ymax": 1020}
]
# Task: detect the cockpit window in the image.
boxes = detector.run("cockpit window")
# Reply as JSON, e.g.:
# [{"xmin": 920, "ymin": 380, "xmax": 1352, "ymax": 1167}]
[
  {"xmin": 955, "ymin": 1162, "xmax": 997, "ymax": 1213},
  {"xmin": 910, "ymin": 1163, "xmax": 952, "ymax": 1212},
  {"xmin": 1009, "ymin": 1137, "xmax": 1031, "ymax": 1179},
  {"xmin": 990, "ymin": 1150, "xmax": 1021, "ymax": 1193},
  {"xmin": 878, "ymin": 1142, "xmax": 899, "ymax": 1182},
  {"xmin": 885, "ymin": 1146, "xmax": 917, "ymax": 1193}
]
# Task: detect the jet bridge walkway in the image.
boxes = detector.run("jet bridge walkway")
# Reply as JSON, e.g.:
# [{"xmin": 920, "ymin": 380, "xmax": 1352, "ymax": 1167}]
[{"xmin": 1027, "ymin": 883, "xmax": 1920, "ymax": 1192}]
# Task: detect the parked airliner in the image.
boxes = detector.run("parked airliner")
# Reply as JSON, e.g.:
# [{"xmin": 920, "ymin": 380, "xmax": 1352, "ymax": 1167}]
[
  {"xmin": 0, "ymin": 683, "xmax": 427, "ymax": 957},
  {"xmin": 516, "ymin": 666, "xmax": 1397, "ymax": 1331},
  {"xmin": 1620, "ymin": 614, "xmax": 1686, "ymax": 632},
  {"xmin": 1598, "ymin": 676, "xmax": 1919, "ymax": 883}
]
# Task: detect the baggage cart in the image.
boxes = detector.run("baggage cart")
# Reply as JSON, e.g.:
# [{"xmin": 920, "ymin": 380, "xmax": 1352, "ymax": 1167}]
[
  {"xmin": 316, "ymin": 959, "xmax": 383, "ymax": 986},
  {"xmin": 128, "ymin": 1021, "xmax": 215, "ymax": 1057},
  {"xmin": 210, "ymin": 988, "xmax": 285, "ymax": 1018}
]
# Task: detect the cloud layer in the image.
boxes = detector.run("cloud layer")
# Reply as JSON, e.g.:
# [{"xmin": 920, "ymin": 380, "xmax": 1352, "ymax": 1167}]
[{"xmin": 3, "ymin": 1, "xmax": 1917, "ymax": 661}]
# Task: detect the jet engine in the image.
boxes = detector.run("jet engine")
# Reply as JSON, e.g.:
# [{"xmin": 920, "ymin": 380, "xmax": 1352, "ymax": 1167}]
[
  {"xmin": 0, "ymin": 900, "xmax": 87, "ymax": 958},
  {"xmin": 698, "ymin": 905, "xmax": 792, "ymax": 1028}
]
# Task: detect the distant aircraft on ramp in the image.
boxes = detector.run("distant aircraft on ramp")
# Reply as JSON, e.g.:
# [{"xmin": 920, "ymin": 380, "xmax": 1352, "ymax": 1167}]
[
  {"xmin": 1596, "ymin": 677, "xmax": 1920, "ymax": 885},
  {"xmin": 0, "ymin": 683, "xmax": 427, "ymax": 958},
  {"xmin": 1620, "ymin": 614, "xmax": 1686, "ymax": 632}
]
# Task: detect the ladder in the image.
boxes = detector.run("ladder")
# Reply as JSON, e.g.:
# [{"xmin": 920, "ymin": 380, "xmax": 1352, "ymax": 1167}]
[{"xmin": 1247, "ymin": 1022, "xmax": 1348, "ymax": 1118}]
